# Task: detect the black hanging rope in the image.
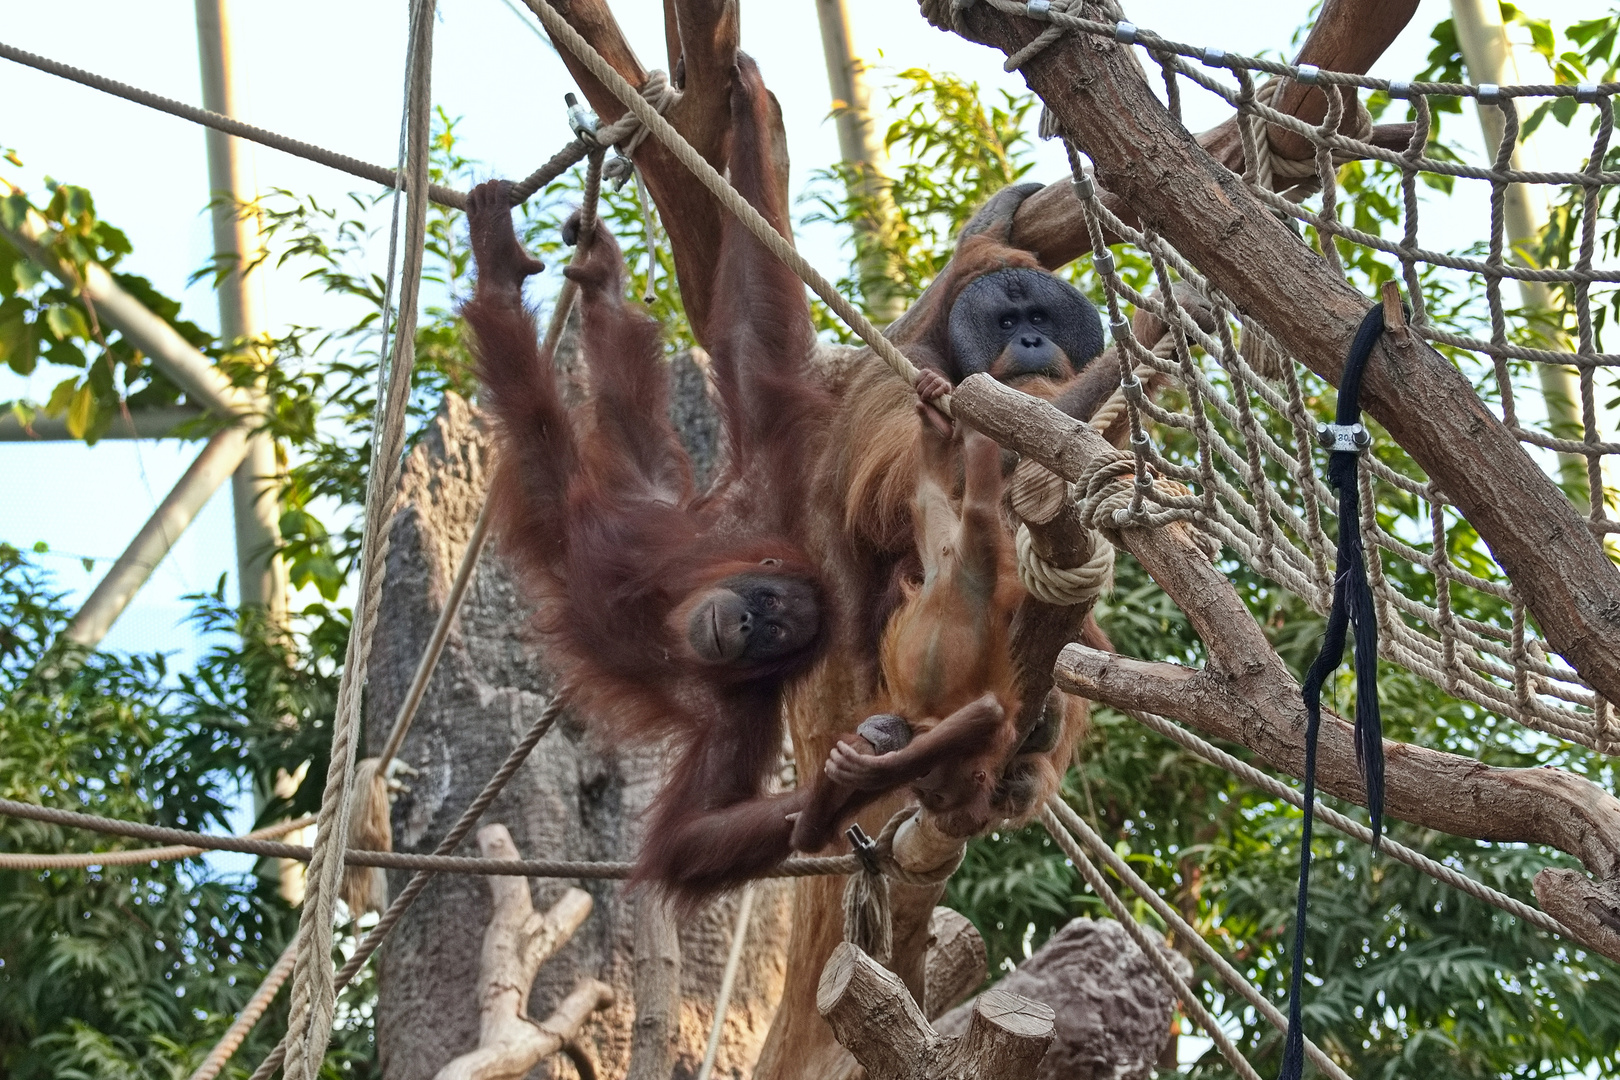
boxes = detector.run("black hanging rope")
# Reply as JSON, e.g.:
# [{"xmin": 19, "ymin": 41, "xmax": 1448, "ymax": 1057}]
[{"xmin": 1279, "ymin": 300, "xmax": 1391, "ymax": 1080}]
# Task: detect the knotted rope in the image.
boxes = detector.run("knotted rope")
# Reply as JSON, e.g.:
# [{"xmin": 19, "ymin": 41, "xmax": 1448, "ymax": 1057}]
[
  {"xmin": 1014, "ymin": 521, "xmax": 1115, "ymax": 606},
  {"xmin": 840, "ymin": 807, "xmax": 967, "ymax": 964}
]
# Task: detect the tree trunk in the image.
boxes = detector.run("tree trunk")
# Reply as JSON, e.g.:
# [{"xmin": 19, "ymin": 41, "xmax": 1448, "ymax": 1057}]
[{"xmin": 367, "ymin": 367, "xmax": 791, "ymax": 1080}]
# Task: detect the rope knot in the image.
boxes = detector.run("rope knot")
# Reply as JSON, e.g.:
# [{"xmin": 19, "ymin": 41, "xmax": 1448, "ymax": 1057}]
[
  {"xmin": 595, "ymin": 69, "xmax": 680, "ymax": 183},
  {"xmin": 1245, "ymin": 77, "xmax": 1375, "ymax": 193}
]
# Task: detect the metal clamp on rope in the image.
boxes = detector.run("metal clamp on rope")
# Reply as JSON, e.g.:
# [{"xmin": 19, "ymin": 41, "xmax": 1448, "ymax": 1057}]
[
  {"xmin": 845, "ymin": 824, "xmax": 881, "ymax": 875},
  {"xmin": 1314, "ymin": 422, "xmax": 1371, "ymax": 453},
  {"xmin": 1294, "ymin": 63, "xmax": 1320, "ymax": 86},
  {"xmin": 564, "ymin": 93, "xmax": 597, "ymax": 140},
  {"xmin": 1114, "ymin": 21, "xmax": 1138, "ymax": 44},
  {"xmin": 1072, "ymin": 172, "xmax": 1095, "ymax": 201},
  {"xmin": 1026, "ymin": 0, "xmax": 1052, "ymax": 19}
]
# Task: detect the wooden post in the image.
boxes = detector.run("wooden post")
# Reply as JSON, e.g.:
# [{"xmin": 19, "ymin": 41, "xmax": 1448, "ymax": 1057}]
[
  {"xmin": 1450, "ymin": 0, "xmax": 1593, "ymax": 502},
  {"xmin": 817, "ymin": 942, "xmax": 1054, "ymax": 1080},
  {"xmin": 813, "ymin": 0, "xmax": 905, "ymax": 323}
]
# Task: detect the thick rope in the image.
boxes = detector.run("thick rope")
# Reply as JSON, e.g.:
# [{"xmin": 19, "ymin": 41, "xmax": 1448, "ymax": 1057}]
[
  {"xmin": 1014, "ymin": 521, "xmax": 1115, "ymax": 606},
  {"xmin": 249, "ymin": 698, "xmax": 566, "ymax": 1080},
  {"xmin": 186, "ymin": 940, "xmax": 299, "ymax": 1080},
  {"xmin": 1036, "ymin": 805, "xmax": 1266, "ymax": 1080},
  {"xmin": 0, "ymin": 796, "xmax": 860, "ymax": 880},
  {"xmin": 694, "ymin": 884, "xmax": 755, "ymax": 1080},
  {"xmin": 1046, "ymin": 798, "xmax": 1355, "ymax": 1080},
  {"xmin": 280, "ymin": 5, "xmax": 435, "ymax": 1077},
  {"xmin": 0, "ymin": 39, "xmax": 587, "ymax": 212},
  {"xmin": 0, "ymin": 814, "xmax": 313, "ymax": 870}
]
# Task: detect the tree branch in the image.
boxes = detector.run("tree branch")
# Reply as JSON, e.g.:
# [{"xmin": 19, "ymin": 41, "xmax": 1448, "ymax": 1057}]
[
  {"xmin": 952, "ymin": 373, "xmax": 1620, "ymax": 961},
  {"xmin": 432, "ymin": 825, "xmax": 613, "ymax": 1080},
  {"xmin": 817, "ymin": 942, "xmax": 1054, "ymax": 1080},
  {"xmin": 936, "ymin": 1, "xmax": 1620, "ymax": 707}
]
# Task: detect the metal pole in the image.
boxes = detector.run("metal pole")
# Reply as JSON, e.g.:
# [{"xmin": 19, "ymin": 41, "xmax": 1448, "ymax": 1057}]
[
  {"xmin": 813, "ymin": 0, "xmax": 904, "ymax": 324},
  {"xmin": 196, "ymin": 0, "xmax": 286, "ymax": 622},
  {"xmin": 64, "ymin": 426, "xmax": 254, "ymax": 648},
  {"xmin": 0, "ymin": 406, "xmax": 202, "ymax": 441},
  {"xmin": 1450, "ymin": 0, "xmax": 1588, "ymax": 498}
]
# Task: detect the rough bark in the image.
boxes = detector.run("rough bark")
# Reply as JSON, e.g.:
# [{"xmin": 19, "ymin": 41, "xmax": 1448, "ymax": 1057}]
[
  {"xmin": 817, "ymin": 943, "xmax": 1055, "ymax": 1080},
  {"xmin": 367, "ymin": 389, "xmax": 792, "ymax": 1080},
  {"xmin": 935, "ymin": 0, "xmax": 1620, "ymax": 706},
  {"xmin": 934, "ymin": 918, "xmax": 1187, "ymax": 1080}
]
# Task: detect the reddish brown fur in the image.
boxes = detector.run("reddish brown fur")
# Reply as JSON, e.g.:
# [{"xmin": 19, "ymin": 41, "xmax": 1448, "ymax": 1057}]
[
  {"xmin": 788, "ymin": 419, "xmax": 1030, "ymax": 851},
  {"xmin": 463, "ymin": 58, "xmax": 833, "ymax": 904}
]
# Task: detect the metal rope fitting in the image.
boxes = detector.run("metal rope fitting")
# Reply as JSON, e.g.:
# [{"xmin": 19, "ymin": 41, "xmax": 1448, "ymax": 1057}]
[
  {"xmin": 1114, "ymin": 21, "xmax": 1138, "ymax": 44},
  {"xmin": 1201, "ymin": 47, "xmax": 1226, "ymax": 66},
  {"xmin": 1094, "ymin": 250, "xmax": 1116, "ymax": 277},
  {"xmin": 1315, "ymin": 422, "xmax": 1371, "ymax": 452},
  {"xmin": 1387, "ymin": 80, "xmax": 1412, "ymax": 100},
  {"xmin": 1026, "ymin": 0, "xmax": 1052, "ymax": 18},
  {"xmin": 1575, "ymin": 83, "xmax": 1599, "ymax": 104},
  {"xmin": 845, "ymin": 824, "xmax": 880, "ymax": 874},
  {"xmin": 564, "ymin": 92, "xmax": 597, "ymax": 139},
  {"xmin": 1072, "ymin": 172, "xmax": 1095, "ymax": 200},
  {"xmin": 1294, "ymin": 63, "xmax": 1320, "ymax": 86},
  {"xmin": 1477, "ymin": 83, "xmax": 1501, "ymax": 105}
]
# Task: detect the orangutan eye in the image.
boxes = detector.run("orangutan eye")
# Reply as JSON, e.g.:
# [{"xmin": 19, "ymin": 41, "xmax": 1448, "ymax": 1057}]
[{"xmin": 760, "ymin": 557, "xmax": 782, "ymax": 567}]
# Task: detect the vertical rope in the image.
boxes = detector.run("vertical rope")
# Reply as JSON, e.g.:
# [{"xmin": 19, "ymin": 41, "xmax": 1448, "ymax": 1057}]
[{"xmin": 279, "ymin": 3, "xmax": 435, "ymax": 1077}]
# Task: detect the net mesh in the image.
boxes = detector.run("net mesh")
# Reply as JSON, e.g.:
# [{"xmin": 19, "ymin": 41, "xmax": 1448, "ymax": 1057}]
[{"xmin": 1054, "ymin": 50, "xmax": 1618, "ymax": 754}]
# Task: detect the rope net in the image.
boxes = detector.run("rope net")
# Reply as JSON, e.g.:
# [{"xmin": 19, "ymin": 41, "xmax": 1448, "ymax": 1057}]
[{"xmin": 1021, "ymin": 19, "xmax": 1620, "ymax": 756}]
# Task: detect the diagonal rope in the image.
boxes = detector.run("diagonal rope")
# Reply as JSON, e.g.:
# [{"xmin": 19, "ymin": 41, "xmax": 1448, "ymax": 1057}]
[
  {"xmin": 0, "ymin": 39, "xmax": 587, "ymax": 212},
  {"xmin": 1045, "ymin": 798, "xmax": 1354, "ymax": 1080},
  {"xmin": 516, "ymin": 0, "xmax": 929, "ymax": 397},
  {"xmin": 1036, "ymin": 804, "xmax": 1265, "ymax": 1080}
]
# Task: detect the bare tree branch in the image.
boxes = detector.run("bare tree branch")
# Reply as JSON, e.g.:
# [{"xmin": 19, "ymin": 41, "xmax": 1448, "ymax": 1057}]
[{"xmin": 936, "ymin": 1, "xmax": 1620, "ymax": 706}]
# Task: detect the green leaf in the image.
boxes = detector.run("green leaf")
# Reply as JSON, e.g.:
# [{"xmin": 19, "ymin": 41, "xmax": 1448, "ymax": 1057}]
[
  {"xmin": 66, "ymin": 384, "xmax": 94, "ymax": 439},
  {"xmin": 80, "ymin": 557, "xmax": 94, "ymax": 572},
  {"xmin": 31, "ymin": 539, "xmax": 47, "ymax": 553},
  {"xmin": 0, "ymin": 192, "xmax": 29, "ymax": 231},
  {"xmin": 44, "ymin": 304, "xmax": 89, "ymax": 341},
  {"xmin": 0, "ymin": 305, "xmax": 38, "ymax": 375},
  {"xmin": 11, "ymin": 257, "xmax": 43, "ymax": 292},
  {"xmin": 45, "ymin": 376, "xmax": 78, "ymax": 415}
]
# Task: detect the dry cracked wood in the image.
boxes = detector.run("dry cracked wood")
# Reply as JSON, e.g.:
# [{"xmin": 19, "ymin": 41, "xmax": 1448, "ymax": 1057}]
[
  {"xmin": 952, "ymin": 372, "xmax": 1620, "ymax": 963},
  {"xmin": 933, "ymin": 0, "xmax": 1620, "ymax": 707},
  {"xmin": 818, "ymin": 942, "xmax": 1055, "ymax": 1080},
  {"xmin": 431, "ymin": 825, "xmax": 614, "ymax": 1080}
]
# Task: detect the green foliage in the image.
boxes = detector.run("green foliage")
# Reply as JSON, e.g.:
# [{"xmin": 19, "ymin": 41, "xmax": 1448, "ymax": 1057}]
[
  {"xmin": 0, "ymin": 169, "xmax": 204, "ymax": 443},
  {"xmin": 0, "ymin": 545, "xmax": 375, "ymax": 1079}
]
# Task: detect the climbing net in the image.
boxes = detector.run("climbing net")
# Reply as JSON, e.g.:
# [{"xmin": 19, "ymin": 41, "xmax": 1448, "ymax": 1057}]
[
  {"xmin": 1023, "ymin": 11, "xmax": 1620, "ymax": 755},
  {"xmin": 3, "ymin": 2, "xmax": 1619, "ymax": 1079}
]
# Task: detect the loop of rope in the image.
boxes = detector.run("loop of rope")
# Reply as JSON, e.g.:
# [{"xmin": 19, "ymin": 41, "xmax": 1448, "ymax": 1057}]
[
  {"xmin": 1014, "ymin": 520, "xmax": 1115, "ymax": 606},
  {"xmin": 594, "ymin": 68, "xmax": 680, "ymax": 184}
]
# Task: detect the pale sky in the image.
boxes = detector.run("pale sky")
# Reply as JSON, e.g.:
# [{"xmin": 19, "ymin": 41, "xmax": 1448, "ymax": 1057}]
[{"xmin": 0, "ymin": 0, "xmax": 1591, "ymax": 664}]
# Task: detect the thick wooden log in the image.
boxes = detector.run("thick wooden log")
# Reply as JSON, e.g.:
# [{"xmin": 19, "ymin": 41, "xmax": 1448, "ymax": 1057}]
[
  {"xmin": 934, "ymin": 0, "xmax": 1620, "ymax": 707},
  {"xmin": 923, "ymin": 909, "xmax": 988, "ymax": 1022},
  {"xmin": 817, "ymin": 942, "xmax": 1054, "ymax": 1080}
]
